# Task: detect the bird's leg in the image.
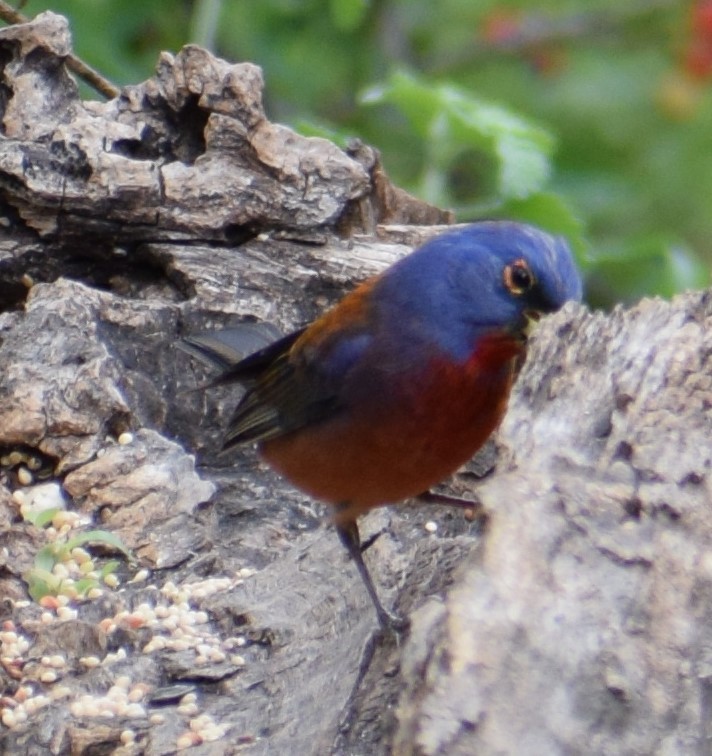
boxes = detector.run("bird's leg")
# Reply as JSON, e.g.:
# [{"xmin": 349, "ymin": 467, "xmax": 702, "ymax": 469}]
[
  {"xmin": 335, "ymin": 519, "xmax": 409, "ymax": 633},
  {"xmin": 417, "ymin": 490, "xmax": 487, "ymax": 523}
]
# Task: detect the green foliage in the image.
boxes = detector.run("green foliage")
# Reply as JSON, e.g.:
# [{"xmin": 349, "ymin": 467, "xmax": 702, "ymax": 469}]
[
  {"xmin": 23, "ymin": 506, "xmax": 62, "ymax": 529},
  {"xmin": 21, "ymin": 0, "xmax": 712, "ymax": 306},
  {"xmin": 586, "ymin": 236, "xmax": 709, "ymax": 304},
  {"xmin": 329, "ymin": 0, "xmax": 370, "ymax": 32},
  {"xmin": 362, "ymin": 71, "xmax": 554, "ymax": 204},
  {"xmin": 22, "ymin": 510, "xmax": 131, "ymax": 601},
  {"xmin": 360, "ymin": 71, "xmax": 588, "ymax": 266}
]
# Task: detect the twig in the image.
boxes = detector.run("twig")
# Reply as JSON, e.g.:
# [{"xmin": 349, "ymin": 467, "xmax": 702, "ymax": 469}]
[
  {"xmin": 0, "ymin": 0, "xmax": 119, "ymax": 100},
  {"xmin": 63, "ymin": 53, "xmax": 120, "ymax": 100}
]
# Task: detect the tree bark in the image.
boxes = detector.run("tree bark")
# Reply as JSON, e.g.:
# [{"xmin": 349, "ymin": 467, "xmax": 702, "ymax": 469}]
[
  {"xmin": 394, "ymin": 293, "xmax": 712, "ymax": 755},
  {"xmin": 0, "ymin": 10, "xmax": 710, "ymax": 756}
]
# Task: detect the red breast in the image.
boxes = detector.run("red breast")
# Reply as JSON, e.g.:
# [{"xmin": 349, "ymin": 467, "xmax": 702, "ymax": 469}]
[{"xmin": 261, "ymin": 330, "xmax": 522, "ymax": 525}]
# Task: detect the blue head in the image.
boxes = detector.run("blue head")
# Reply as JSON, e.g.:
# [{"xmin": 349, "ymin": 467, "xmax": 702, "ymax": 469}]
[{"xmin": 374, "ymin": 221, "xmax": 582, "ymax": 361}]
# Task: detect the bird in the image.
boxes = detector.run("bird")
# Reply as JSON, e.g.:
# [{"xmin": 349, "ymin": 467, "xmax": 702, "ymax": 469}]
[{"xmin": 181, "ymin": 221, "xmax": 582, "ymax": 630}]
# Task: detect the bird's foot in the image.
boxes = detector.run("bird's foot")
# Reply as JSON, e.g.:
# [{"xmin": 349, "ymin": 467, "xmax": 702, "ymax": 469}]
[
  {"xmin": 417, "ymin": 490, "xmax": 487, "ymax": 522},
  {"xmin": 376, "ymin": 606, "xmax": 410, "ymax": 634}
]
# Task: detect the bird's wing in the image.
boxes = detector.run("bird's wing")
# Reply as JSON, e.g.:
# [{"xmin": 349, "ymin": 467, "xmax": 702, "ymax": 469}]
[
  {"xmin": 182, "ymin": 276, "xmax": 380, "ymax": 449},
  {"xmin": 223, "ymin": 325, "xmax": 372, "ymax": 448}
]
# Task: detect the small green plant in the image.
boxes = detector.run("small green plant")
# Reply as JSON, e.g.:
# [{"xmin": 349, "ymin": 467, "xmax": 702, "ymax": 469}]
[{"xmin": 22, "ymin": 508, "xmax": 131, "ymax": 602}]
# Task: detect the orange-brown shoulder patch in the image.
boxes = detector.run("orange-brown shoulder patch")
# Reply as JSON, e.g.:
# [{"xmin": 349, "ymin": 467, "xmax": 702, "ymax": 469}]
[{"xmin": 292, "ymin": 275, "xmax": 381, "ymax": 357}]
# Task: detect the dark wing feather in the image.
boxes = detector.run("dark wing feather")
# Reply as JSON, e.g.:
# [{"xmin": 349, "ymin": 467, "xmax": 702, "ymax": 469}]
[
  {"xmin": 180, "ymin": 328, "xmax": 305, "ymax": 385},
  {"xmin": 211, "ymin": 329, "xmax": 305, "ymax": 386},
  {"xmin": 178, "ymin": 322, "xmax": 284, "ymax": 371},
  {"xmin": 223, "ymin": 334, "xmax": 346, "ymax": 449},
  {"xmin": 184, "ymin": 325, "xmax": 365, "ymax": 449},
  {"xmin": 182, "ymin": 277, "xmax": 378, "ymax": 450},
  {"xmin": 224, "ymin": 353, "xmax": 339, "ymax": 449},
  {"xmin": 224, "ymin": 326, "xmax": 373, "ymax": 449}
]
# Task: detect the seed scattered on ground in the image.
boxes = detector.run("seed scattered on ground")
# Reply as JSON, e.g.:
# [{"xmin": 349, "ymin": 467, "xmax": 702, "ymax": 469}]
[
  {"xmin": 120, "ymin": 729, "xmax": 135, "ymax": 745},
  {"xmin": 130, "ymin": 568, "xmax": 150, "ymax": 583},
  {"xmin": 17, "ymin": 467, "xmax": 33, "ymax": 486},
  {"xmin": 56, "ymin": 606, "xmax": 78, "ymax": 621},
  {"xmin": 103, "ymin": 573, "xmax": 120, "ymax": 588},
  {"xmin": 1, "ymin": 565, "xmax": 251, "ymax": 737},
  {"xmin": 176, "ymin": 731, "xmax": 202, "ymax": 749}
]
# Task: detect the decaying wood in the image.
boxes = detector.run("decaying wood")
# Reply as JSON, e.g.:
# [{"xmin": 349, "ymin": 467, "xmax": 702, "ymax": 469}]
[
  {"xmin": 0, "ymin": 11, "xmax": 450, "ymax": 247},
  {"xmin": 0, "ymin": 0, "xmax": 119, "ymax": 99},
  {"xmin": 0, "ymin": 10, "xmax": 711, "ymax": 756},
  {"xmin": 393, "ymin": 294, "xmax": 712, "ymax": 755}
]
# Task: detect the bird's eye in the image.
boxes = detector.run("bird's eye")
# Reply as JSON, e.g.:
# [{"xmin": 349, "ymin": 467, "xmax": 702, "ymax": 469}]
[{"xmin": 503, "ymin": 259, "xmax": 534, "ymax": 296}]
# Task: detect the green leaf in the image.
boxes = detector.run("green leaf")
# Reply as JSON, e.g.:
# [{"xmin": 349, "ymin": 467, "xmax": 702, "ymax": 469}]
[
  {"xmin": 34, "ymin": 545, "xmax": 59, "ymax": 574},
  {"xmin": 495, "ymin": 133, "xmax": 550, "ymax": 200},
  {"xmin": 22, "ymin": 524, "xmax": 130, "ymax": 602},
  {"xmin": 100, "ymin": 560, "xmax": 121, "ymax": 578},
  {"xmin": 330, "ymin": 0, "xmax": 369, "ymax": 31},
  {"xmin": 64, "ymin": 530, "xmax": 131, "ymax": 559},
  {"xmin": 27, "ymin": 578, "xmax": 52, "ymax": 602},
  {"xmin": 25, "ymin": 568, "xmax": 60, "ymax": 602},
  {"xmin": 667, "ymin": 244, "xmax": 709, "ymax": 292},
  {"xmin": 361, "ymin": 71, "xmax": 554, "ymax": 204},
  {"xmin": 30, "ymin": 508, "xmax": 62, "ymax": 529},
  {"xmin": 292, "ymin": 118, "xmax": 353, "ymax": 149},
  {"xmin": 75, "ymin": 577, "xmax": 99, "ymax": 595},
  {"xmin": 586, "ymin": 236, "xmax": 710, "ymax": 307}
]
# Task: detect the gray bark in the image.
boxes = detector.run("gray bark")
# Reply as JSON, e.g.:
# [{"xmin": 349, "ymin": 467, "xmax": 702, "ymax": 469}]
[
  {"xmin": 394, "ymin": 294, "xmax": 712, "ymax": 755},
  {"xmin": 0, "ymin": 10, "xmax": 710, "ymax": 756}
]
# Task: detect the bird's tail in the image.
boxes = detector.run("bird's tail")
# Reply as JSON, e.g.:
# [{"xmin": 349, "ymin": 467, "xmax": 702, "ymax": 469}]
[{"xmin": 177, "ymin": 322, "xmax": 284, "ymax": 371}]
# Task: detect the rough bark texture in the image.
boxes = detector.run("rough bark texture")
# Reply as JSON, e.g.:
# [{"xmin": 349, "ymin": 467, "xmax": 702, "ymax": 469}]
[
  {"xmin": 394, "ymin": 294, "xmax": 712, "ymax": 755},
  {"xmin": 0, "ymin": 11, "xmax": 710, "ymax": 756}
]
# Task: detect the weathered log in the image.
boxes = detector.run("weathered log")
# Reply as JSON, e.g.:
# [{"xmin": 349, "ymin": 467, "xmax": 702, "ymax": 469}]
[
  {"xmin": 0, "ymin": 9, "xmax": 710, "ymax": 756},
  {"xmin": 393, "ymin": 293, "xmax": 712, "ymax": 755}
]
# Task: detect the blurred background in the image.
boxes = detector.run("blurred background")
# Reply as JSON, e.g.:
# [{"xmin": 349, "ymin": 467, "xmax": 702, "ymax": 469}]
[{"xmin": 20, "ymin": 0, "xmax": 712, "ymax": 307}]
